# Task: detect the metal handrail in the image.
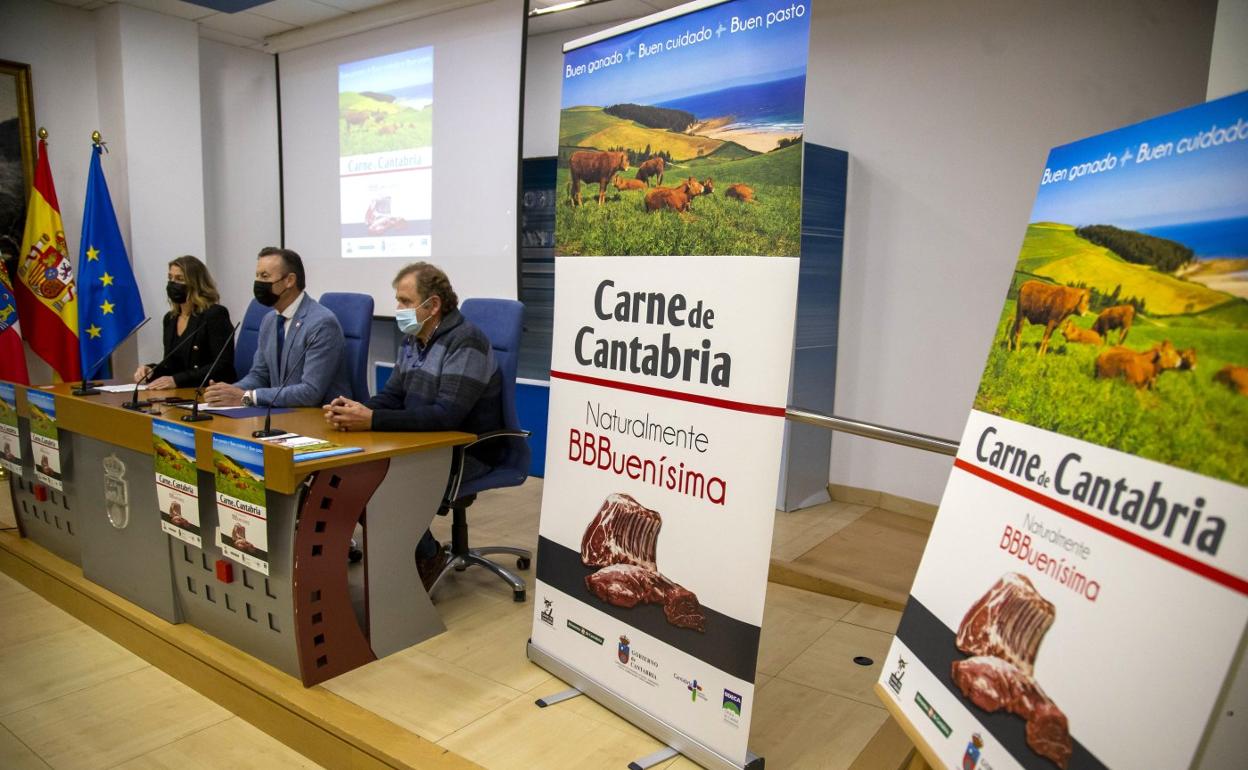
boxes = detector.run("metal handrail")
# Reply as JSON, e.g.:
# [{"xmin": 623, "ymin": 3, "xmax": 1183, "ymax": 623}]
[{"xmin": 785, "ymin": 407, "xmax": 960, "ymax": 457}]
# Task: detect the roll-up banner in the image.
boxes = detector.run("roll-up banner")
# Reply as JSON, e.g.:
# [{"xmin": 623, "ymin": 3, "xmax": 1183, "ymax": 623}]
[
  {"xmin": 529, "ymin": 1, "xmax": 811, "ymax": 767},
  {"xmin": 878, "ymin": 92, "xmax": 1248, "ymax": 770}
]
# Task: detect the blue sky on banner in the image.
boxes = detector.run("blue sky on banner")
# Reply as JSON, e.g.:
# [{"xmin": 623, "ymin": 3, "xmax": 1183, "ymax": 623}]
[
  {"xmin": 1029, "ymin": 91, "xmax": 1248, "ymax": 233},
  {"xmin": 561, "ymin": 0, "xmax": 810, "ymax": 107},
  {"xmin": 154, "ymin": 419, "xmax": 196, "ymax": 456},
  {"xmin": 339, "ymin": 46, "xmax": 433, "ymax": 95},
  {"xmin": 213, "ymin": 435, "xmax": 265, "ymax": 477}
]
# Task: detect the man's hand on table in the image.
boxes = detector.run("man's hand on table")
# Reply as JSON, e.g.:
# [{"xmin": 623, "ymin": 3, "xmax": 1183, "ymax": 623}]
[
  {"xmin": 324, "ymin": 396, "xmax": 373, "ymax": 432},
  {"xmin": 203, "ymin": 381, "xmax": 245, "ymax": 406}
]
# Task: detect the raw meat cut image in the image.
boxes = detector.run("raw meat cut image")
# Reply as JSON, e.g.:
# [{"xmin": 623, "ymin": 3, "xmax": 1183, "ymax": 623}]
[
  {"xmin": 584, "ymin": 564, "xmax": 706, "ymax": 632},
  {"xmin": 952, "ymin": 575, "xmax": 1071, "ymax": 769},
  {"xmin": 581, "ymin": 493, "xmax": 662, "ymax": 571},
  {"xmin": 585, "ymin": 564, "xmax": 671, "ymax": 608},
  {"xmin": 956, "ymin": 572, "xmax": 1054, "ymax": 676},
  {"xmin": 660, "ymin": 584, "xmax": 705, "ymax": 632}
]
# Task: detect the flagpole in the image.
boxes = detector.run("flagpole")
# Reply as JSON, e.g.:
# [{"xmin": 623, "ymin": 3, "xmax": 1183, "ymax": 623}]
[{"xmin": 70, "ymin": 126, "xmax": 102, "ymax": 395}]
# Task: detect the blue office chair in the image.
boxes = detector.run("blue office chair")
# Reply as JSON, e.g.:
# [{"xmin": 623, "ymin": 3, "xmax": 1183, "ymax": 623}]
[
  {"xmin": 430, "ymin": 298, "xmax": 532, "ymax": 601},
  {"xmin": 233, "ymin": 299, "xmax": 269, "ymax": 380},
  {"xmin": 319, "ymin": 292, "xmax": 374, "ymax": 401}
]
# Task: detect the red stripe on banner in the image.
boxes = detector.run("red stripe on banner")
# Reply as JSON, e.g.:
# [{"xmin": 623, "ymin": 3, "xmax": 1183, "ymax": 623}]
[
  {"xmin": 953, "ymin": 458, "xmax": 1248, "ymax": 597},
  {"xmin": 33, "ymin": 139, "xmax": 60, "ymax": 213},
  {"xmin": 549, "ymin": 369, "xmax": 785, "ymax": 416}
]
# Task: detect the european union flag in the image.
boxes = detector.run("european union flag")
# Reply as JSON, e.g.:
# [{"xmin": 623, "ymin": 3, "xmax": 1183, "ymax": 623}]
[{"xmin": 78, "ymin": 145, "xmax": 145, "ymax": 379}]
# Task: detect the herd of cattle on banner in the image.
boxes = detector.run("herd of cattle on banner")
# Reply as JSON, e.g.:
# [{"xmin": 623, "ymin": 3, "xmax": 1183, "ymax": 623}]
[
  {"xmin": 1009, "ymin": 280, "xmax": 1247, "ymax": 394},
  {"xmin": 567, "ymin": 149, "xmax": 756, "ymax": 213}
]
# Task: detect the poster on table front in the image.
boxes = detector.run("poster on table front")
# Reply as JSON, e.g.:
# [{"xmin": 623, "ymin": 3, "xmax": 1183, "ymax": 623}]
[
  {"xmin": 153, "ymin": 419, "xmax": 201, "ymax": 547},
  {"xmin": 0, "ymin": 383, "xmax": 21, "ymax": 475},
  {"xmin": 878, "ymin": 92, "xmax": 1248, "ymax": 770},
  {"xmin": 212, "ymin": 434, "xmax": 270, "ymax": 574},
  {"xmin": 532, "ymin": 1, "xmax": 811, "ymax": 766},
  {"xmin": 25, "ymin": 390, "xmax": 63, "ymax": 490}
]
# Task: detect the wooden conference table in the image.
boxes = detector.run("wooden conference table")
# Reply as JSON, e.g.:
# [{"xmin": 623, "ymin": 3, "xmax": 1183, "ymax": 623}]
[{"xmin": 4, "ymin": 380, "xmax": 472, "ymax": 686}]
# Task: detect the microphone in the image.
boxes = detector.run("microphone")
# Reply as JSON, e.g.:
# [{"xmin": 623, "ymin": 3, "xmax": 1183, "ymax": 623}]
[
  {"xmin": 180, "ymin": 321, "xmax": 242, "ymax": 423},
  {"xmin": 252, "ymin": 328, "xmax": 320, "ymax": 437},
  {"xmin": 122, "ymin": 317, "xmax": 188, "ymax": 411},
  {"xmin": 78, "ymin": 316, "xmax": 150, "ymax": 397}
]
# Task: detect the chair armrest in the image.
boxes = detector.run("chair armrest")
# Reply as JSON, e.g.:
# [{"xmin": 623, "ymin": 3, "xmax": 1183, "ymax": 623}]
[{"xmin": 462, "ymin": 428, "xmax": 530, "ymax": 450}]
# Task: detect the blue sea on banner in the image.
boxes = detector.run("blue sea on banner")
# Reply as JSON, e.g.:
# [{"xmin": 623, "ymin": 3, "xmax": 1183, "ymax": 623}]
[
  {"xmin": 213, "ymin": 435, "xmax": 264, "ymax": 477},
  {"xmin": 655, "ymin": 74, "xmax": 805, "ymax": 129},
  {"xmin": 1142, "ymin": 215, "xmax": 1248, "ymax": 259},
  {"xmin": 154, "ymin": 419, "xmax": 196, "ymax": 456}
]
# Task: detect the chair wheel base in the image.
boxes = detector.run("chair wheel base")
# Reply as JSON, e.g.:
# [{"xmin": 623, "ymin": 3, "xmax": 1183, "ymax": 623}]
[
  {"xmin": 513, "ymin": 589, "xmax": 526, "ymax": 603},
  {"xmin": 516, "ymin": 557, "xmax": 531, "ymax": 570}
]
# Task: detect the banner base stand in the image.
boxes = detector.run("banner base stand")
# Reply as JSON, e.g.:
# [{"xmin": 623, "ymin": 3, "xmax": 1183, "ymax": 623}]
[
  {"xmin": 535, "ymin": 687, "xmax": 582, "ymax": 708},
  {"xmin": 527, "ymin": 641, "xmax": 765, "ymax": 770},
  {"xmin": 629, "ymin": 746, "xmax": 679, "ymax": 770}
]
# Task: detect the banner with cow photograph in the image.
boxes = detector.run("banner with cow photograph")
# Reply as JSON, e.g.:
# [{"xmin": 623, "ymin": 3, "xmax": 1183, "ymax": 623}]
[
  {"xmin": 0, "ymin": 383, "xmax": 21, "ymax": 475},
  {"xmin": 212, "ymin": 434, "xmax": 270, "ymax": 575},
  {"xmin": 25, "ymin": 389, "xmax": 63, "ymax": 491},
  {"xmin": 154, "ymin": 419, "xmax": 201, "ymax": 548},
  {"xmin": 532, "ymin": 2, "xmax": 811, "ymax": 767},
  {"xmin": 878, "ymin": 92, "xmax": 1248, "ymax": 770}
]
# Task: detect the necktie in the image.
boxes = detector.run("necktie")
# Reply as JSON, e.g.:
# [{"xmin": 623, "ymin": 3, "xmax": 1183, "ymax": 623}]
[{"xmin": 276, "ymin": 315, "xmax": 287, "ymax": 379}]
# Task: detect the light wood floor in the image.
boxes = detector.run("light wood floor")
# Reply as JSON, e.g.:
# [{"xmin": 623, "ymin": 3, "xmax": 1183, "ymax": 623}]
[{"xmin": 1, "ymin": 473, "xmax": 916, "ymax": 769}]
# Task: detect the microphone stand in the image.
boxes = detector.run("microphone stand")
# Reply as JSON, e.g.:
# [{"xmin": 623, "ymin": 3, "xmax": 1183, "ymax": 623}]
[
  {"xmin": 181, "ymin": 321, "xmax": 241, "ymax": 423},
  {"xmin": 252, "ymin": 329, "xmax": 318, "ymax": 438},
  {"xmin": 77, "ymin": 317, "xmax": 151, "ymax": 397},
  {"xmin": 123, "ymin": 318, "xmax": 190, "ymax": 411}
]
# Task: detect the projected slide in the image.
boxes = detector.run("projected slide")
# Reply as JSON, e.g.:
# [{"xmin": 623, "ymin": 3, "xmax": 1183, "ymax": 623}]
[{"xmin": 339, "ymin": 47, "xmax": 433, "ymax": 258}]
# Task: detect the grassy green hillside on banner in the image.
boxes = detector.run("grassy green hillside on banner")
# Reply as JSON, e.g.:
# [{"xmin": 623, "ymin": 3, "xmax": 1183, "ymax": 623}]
[
  {"xmin": 1018, "ymin": 223, "xmax": 1228, "ymax": 315},
  {"xmin": 212, "ymin": 450, "xmax": 266, "ymax": 507},
  {"xmin": 556, "ymin": 142, "xmax": 803, "ymax": 257},
  {"xmin": 339, "ymin": 92, "xmax": 431, "ymax": 155},
  {"xmin": 975, "ymin": 223, "xmax": 1248, "ymax": 485}
]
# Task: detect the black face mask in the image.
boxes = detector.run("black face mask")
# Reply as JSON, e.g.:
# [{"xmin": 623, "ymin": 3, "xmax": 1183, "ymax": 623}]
[
  {"xmin": 253, "ymin": 278, "xmax": 283, "ymax": 307},
  {"xmin": 166, "ymin": 281, "xmax": 188, "ymax": 304}
]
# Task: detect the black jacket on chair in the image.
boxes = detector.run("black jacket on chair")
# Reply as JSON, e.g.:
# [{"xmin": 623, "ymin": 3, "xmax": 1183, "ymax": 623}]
[{"xmin": 149, "ymin": 304, "xmax": 237, "ymax": 387}]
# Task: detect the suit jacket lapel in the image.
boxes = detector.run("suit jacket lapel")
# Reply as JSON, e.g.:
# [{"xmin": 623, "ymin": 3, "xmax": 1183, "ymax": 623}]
[{"xmin": 281, "ymin": 297, "xmax": 311, "ymax": 376}]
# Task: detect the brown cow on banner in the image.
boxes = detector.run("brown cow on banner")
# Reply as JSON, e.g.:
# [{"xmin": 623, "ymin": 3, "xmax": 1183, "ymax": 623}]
[
  {"xmin": 1093, "ymin": 305, "xmax": 1135, "ymax": 344},
  {"xmin": 570, "ymin": 151, "xmax": 629, "ymax": 206},
  {"xmin": 636, "ymin": 157, "xmax": 665, "ymax": 187},
  {"xmin": 1010, "ymin": 280, "xmax": 1090, "ymax": 355}
]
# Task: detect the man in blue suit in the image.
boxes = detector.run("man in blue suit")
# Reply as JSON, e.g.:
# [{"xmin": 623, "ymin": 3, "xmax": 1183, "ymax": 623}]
[{"xmin": 203, "ymin": 247, "xmax": 351, "ymax": 407}]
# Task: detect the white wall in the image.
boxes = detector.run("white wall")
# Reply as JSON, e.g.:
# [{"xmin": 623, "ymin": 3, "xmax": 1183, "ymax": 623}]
[
  {"xmin": 1, "ymin": 0, "xmax": 101, "ymax": 382},
  {"xmin": 806, "ymin": 0, "xmax": 1216, "ymax": 504},
  {"xmin": 199, "ymin": 39, "xmax": 281, "ymax": 323},
  {"xmin": 1208, "ymin": 0, "xmax": 1248, "ymax": 100},
  {"xmin": 523, "ymin": 21, "xmax": 617, "ymax": 158},
  {"xmin": 520, "ymin": 0, "xmax": 1218, "ymax": 504}
]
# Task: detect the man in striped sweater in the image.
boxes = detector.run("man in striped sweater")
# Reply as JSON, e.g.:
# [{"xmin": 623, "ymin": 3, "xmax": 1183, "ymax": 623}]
[{"xmin": 324, "ymin": 262, "xmax": 502, "ymax": 589}]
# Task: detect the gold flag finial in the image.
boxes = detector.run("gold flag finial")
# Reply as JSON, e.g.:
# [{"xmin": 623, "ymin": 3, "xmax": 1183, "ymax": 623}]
[
  {"xmin": 37, "ymin": 126, "xmax": 48, "ymax": 140},
  {"xmin": 91, "ymin": 130, "xmax": 103, "ymax": 145}
]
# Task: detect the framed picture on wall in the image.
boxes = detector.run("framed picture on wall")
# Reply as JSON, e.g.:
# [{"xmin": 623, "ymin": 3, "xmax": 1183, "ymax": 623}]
[{"xmin": 0, "ymin": 59, "xmax": 35, "ymax": 276}]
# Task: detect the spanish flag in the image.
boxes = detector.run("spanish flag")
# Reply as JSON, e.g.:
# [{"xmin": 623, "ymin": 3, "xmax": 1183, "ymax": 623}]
[{"xmin": 14, "ymin": 138, "xmax": 81, "ymax": 382}]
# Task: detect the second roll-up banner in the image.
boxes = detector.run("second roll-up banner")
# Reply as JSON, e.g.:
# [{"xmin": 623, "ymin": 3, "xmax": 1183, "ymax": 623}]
[{"xmin": 527, "ymin": 1, "xmax": 811, "ymax": 767}]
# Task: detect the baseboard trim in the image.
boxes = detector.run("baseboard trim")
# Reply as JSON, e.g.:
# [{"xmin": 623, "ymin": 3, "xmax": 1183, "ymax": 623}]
[
  {"xmin": 827, "ymin": 483, "xmax": 939, "ymax": 522},
  {"xmin": 0, "ymin": 531, "xmax": 477, "ymax": 770},
  {"xmin": 767, "ymin": 559, "xmax": 907, "ymax": 611}
]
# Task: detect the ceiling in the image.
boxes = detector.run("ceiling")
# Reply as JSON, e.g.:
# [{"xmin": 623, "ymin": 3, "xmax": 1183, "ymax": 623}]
[{"xmin": 44, "ymin": 0, "xmax": 693, "ymax": 50}]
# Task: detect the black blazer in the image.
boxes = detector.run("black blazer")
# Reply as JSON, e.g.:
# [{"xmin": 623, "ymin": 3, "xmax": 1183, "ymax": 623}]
[{"xmin": 150, "ymin": 304, "xmax": 237, "ymax": 387}]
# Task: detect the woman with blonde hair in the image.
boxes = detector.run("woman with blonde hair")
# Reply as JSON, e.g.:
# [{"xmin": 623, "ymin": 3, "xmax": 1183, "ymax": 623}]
[{"xmin": 133, "ymin": 255, "xmax": 236, "ymax": 389}]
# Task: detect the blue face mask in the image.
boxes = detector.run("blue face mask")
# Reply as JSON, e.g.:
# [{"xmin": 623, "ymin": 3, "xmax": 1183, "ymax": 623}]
[{"xmin": 395, "ymin": 297, "xmax": 433, "ymax": 336}]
